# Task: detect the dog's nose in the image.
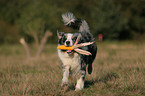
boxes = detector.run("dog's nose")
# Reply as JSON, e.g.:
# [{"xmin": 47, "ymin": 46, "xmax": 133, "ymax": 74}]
[{"xmin": 66, "ymin": 41, "xmax": 70, "ymax": 46}]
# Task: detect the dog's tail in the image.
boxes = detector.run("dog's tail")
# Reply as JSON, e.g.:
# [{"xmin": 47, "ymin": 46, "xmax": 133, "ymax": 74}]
[{"xmin": 62, "ymin": 12, "xmax": 91, "ymax": 35}]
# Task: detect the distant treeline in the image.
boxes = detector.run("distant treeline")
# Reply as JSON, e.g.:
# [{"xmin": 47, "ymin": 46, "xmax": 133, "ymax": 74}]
[{"xmin": 0, "ymin": 0, "xmax": 145, "ymax": 44}]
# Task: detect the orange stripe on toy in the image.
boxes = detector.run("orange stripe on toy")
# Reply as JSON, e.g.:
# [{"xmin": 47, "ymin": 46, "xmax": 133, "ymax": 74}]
[{"xmin": 57, "ymin": 45, "xmax": 73, "ymax": 50}]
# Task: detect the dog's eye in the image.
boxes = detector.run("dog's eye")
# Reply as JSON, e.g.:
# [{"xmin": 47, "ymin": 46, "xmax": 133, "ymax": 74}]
[
  {"xmin": 72, "ymin": 37, "xmax": 77, "ymax": 42},
  {"xmin": 62, "ymin": 36, "xmax": 67, "ymax": 43}
]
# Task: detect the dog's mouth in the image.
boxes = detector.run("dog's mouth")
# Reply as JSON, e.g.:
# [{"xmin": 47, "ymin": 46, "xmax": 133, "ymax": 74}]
[
  {"xmin": 60, "ymin": 49, "xmax": 74, "ymax": 55},
  {"xmin": 66, "ymin": 50, "xmax": 74, "ymax": 55}
]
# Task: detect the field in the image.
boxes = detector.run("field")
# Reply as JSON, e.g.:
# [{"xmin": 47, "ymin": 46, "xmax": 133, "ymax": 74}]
[{"xmin": 0, "ymin": 41, "xmax": 145, "ymax": 96}]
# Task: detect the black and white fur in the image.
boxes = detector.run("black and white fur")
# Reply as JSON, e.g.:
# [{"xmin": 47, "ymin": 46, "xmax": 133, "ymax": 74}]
[{"xmin": 57, "ymin": 12, "xmax": 97, "ymax": 91}]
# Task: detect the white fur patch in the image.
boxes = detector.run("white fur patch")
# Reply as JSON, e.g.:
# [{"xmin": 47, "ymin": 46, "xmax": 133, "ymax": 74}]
[
  {"xmin": 75, "ymin": 77, "xmax": 84, "ymax": 91},
  {"xmin": 79, "ymin": 20, "xmax": 90, "ymax": 33},
  {"xmin": 61, "ymin": 66, "xmax": 70, "ymax": 86},
  {"xmin": 64, "ymin": 34, "xmax": 73, "ymax": 46},
  {"xmin": 57, "ymin": 49, "xmax": 81, "ymax": 72},
  {"xmin": 62, "ymin": 12, "xmax": 76, "ymax": 25}
]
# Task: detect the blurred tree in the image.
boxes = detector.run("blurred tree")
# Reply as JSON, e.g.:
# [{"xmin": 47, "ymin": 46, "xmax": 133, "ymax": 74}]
[
  {"xmin": 0, "ymin": 20, "xmax": 19, "ymax": 44},
  {"xmin": 0, "ymin": 0, "xmax": 145, "ymax": 43},
  {"xmin": 0, "ymin": 0, "xmax": 31, "ymax": 44},
  {"xmin": 18, "ymin": 0, "xmax": 44, "ymax": 46},
  {"xmin": 91, "ymin": 0, "xmax": 127, "ymax": 40},
  {"xmin": 17, "ymin": 0, "xmax": 63, "ymax": 44},
  {"xmin": 0, "ymin": 0, "xmax": 26, "ymax": 24},
  {"xmin": 113, "ymin": 0, "xmax": 145, "ymax": 39}
]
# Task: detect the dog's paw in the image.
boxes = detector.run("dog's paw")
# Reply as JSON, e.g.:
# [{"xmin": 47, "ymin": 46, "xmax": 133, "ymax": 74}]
[
  {"xmin": 75, "ymin": 87, "xmax": 82, "ymax": 91},
  {"xmin": 61, "ymin": 82, "xmax": 69, "ymax": 91},
  {"xmin": 61, "ymin": 82, "xmax": 68, "ymax": 87}
]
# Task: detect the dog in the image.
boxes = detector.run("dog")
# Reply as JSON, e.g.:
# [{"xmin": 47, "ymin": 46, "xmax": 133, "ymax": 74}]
[{"xmin": 57, "ymin": 12, "xmax": 97, "ymax": 91}]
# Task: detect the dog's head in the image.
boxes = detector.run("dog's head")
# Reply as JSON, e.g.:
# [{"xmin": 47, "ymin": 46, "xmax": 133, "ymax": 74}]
[{"xmin": 57, "ymin": 31, "xmax": 81, "ymax": 55}]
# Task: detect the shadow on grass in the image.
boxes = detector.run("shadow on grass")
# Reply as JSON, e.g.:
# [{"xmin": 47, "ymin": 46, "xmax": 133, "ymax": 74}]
[
  {"xmin": 84, "ymin": 72, "xmax": 119, "ymax": 88},
  {"xmin": 65, "ymin": 72, "xmax": 119, "ymax": 91}
]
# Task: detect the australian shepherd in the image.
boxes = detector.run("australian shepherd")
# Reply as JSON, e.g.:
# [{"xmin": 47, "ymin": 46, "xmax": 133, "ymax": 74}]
[{"xmin": 57, "ymin": 12, "xmax": 97, "ymax": 91}]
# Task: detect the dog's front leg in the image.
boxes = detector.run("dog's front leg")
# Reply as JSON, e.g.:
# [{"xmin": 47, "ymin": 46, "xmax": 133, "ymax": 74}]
[
  {"xmin": 61, "ymin": 66, "xmax": 70, "ymax": 87},
  {"xmin": 75, "ymin": 70, "xmax": 86, "ymax": 91}
]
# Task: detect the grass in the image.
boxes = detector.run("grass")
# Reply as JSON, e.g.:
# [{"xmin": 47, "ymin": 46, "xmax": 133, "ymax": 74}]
[{"xmin": 0, "ymin": 41, "xmax": 145, "ymax": 96}]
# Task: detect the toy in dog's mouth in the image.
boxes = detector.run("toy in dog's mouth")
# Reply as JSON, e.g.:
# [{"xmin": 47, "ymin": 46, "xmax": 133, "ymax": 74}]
[
  {"xmin": 57, "ymin": 34, "xmax": 94, "ymax": 55},
  {"xmin": 58, "ymin": 43, "xmax": 94, "ymax": 55}
]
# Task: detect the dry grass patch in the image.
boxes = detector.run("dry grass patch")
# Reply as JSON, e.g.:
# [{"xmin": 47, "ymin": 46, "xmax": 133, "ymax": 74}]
[{"xmin": 0, "ymin": 42, "xmax": 145, "ymax": 96}]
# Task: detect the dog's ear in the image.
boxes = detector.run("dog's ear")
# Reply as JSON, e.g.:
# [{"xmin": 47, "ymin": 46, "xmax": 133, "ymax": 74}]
[{"xmin": 57, "ymin": 30, "xmax": 64, "ymax": 39}]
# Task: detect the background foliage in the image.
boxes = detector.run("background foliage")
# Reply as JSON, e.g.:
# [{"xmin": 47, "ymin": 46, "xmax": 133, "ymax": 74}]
[{"xmin": 0, "ymin": 0, "xmax": 145, "ymax": 44}]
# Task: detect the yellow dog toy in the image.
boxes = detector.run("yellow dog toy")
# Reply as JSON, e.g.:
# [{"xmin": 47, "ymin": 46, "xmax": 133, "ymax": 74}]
[{"xmin": 57, "ymin": 34, "xmax": 94, "ymax": 55}]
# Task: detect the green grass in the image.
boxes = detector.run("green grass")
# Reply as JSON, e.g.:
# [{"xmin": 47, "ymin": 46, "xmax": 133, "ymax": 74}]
[{"xmin": 0, "ymin": 41, "xmax": 145, "ymax": 96}]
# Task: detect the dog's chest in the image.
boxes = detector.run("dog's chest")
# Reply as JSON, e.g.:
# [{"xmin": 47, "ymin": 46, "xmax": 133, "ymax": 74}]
[{"xmin": 58, "ymin": 50, "xmax": 81, "ymax": 70}]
